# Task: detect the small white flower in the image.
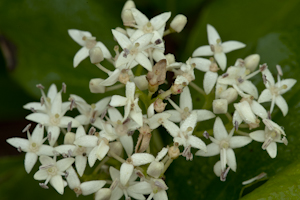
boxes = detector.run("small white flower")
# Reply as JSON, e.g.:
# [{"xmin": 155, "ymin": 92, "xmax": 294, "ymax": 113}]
[
  {"xmin": 249, "ymin": 119, "xmax": 286, "ymax": 158},
  {"xmin": 166, "ymin": 87, "xmax": 215, "ymax": 123},
  {"xmin": 258, "ymin": 68, "xmax": 296, "ymax": 116},
  {"xmin": 110, "ymin": 81, "xmax": 143, "ymax": 126},
  {"xmin": 196, "ymin": 117, "xmax": 252, "ymax": 174},
  {"xmin": 7, "ymin": 124, "xmax": 54, "ymax": 173},
  {"xmin": 34, "ymin": 155, "xmax": 74, "ymax": 194},
  {"xmin": 68, "ymin": 29, "xmax": 111, "ymax": 67},
  {"xmin": 192, "ymin": 24, "xmax": 246, "ymax": 70}
]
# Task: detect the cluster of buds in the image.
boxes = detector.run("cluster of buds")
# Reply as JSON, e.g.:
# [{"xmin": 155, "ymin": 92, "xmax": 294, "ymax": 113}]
[{"xmin": 7, "ymin": 0, "xmax": 296, "ymax": 199}]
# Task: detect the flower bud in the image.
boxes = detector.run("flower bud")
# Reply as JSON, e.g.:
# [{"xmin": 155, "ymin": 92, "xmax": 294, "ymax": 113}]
[
  {"xmin": 165, "ymin": 53, "xmax": 175, "ymax": 65},
  {"xmin": 109, "ymin": 141, "xmax": 123, "ymax": 156},
  {"xmin": 213, "ymin": 99, "xmax": 228, "ymax": 114},
  {"xmin": 115, "ymin": 27, "xmax": 127, "ymax": 35},
  {"xmin": 95, "ymin": 188, "xmax": 112, "ymax": 200},
  {"xmin": 64, "ymin": 132, "xmax": 75, "ymax": 144},
  {"xmin": 121, "ymin": 9, "xmax": 135, "ymax": 26},
  {"xmin": 134, "ymin": 75, "xmax": 148, "ymax": 90},
  {"xmin": 219, "ymin": 88, "xmax": 238, "ymax": 104},
  {"xmin": 89, "ymin": 47, "xmax": 104, "ymax": 64},
  {"xmin": 122, "ymin": 0, "xmax": 135, "ymax": 12},
  {"xmin": 89, "ymin": 78, "xmax": 105, "ymax": 93},
  {"xmin": 244, "ymin": 54, "xmax": 260, "ymax": 72},
  {"xmin": 168, "ymin": 144, "xmax": 180, "ymax": 159},
  {"xmin": 154, "ymin": 98, "xmax": 167, "ymax": 113},
  {"xmin": 170, "ymin": 14, "xmax": 187, "ymax": 33},
  {"xmin": 147, "ymin": 161, "xmax": 164, "ymax": 178}
]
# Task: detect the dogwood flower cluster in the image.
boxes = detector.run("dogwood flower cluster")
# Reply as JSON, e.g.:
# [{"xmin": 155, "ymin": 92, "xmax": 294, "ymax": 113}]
[{"xmin": 7, "ymin": 0, "xmax": 296, "ymax": 199}]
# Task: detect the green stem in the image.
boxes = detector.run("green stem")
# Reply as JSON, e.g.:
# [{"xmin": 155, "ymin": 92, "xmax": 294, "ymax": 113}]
[
  {"xmin": 162, "ymin": 158, "xmax": 173, "ymax": 175},
  {"xmin": 189, "ymin": 82, "xmax": 206, "ymax": 96},
  {"xmin": 93, "ymin": 156, "xmax": 110, "ymax": 174},
  {"xmin": 108, "ymin": 151, "xmax": 125, "ymax": 163}
]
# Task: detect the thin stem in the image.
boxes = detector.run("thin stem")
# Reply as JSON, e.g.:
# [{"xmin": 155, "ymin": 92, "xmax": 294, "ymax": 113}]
[
  {"xmin": 235, "ymin": 129, "xmax": 249, "ymax": 136},
  {"xmin": 157, "ymin": 89, "xmax": 172, "ymax": 100},
  {"xmin": 108, "ymin": 151, "xmax": 126, "ymax": 163},
  {"xmin": 60, "ymin": 128, "xmax": 67, "ymax": 135},
  {"xmin": 162, "ymin": 158, "xmax": 173, "ymax": 175},
  {"xmin": 106, "ymin": 84, "xmax": 125, "ymax": 92},
  {"xmin": 96, "ymin": 63, "xmax": 111, "ymax": 74},
  {"xmin": 189, "ymin": 82, "xmax": 206, "ymax": 96},
  {"xmin": 225, "ymin": 112, "xmax": 233, "ymax": 122},
  {"xmin": 93, "ymin": 156, "xmax": 110, "ymax": 174}
]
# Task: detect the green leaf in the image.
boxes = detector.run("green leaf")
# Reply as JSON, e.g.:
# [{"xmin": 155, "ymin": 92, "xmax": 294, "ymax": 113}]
[{"xmin": 166, "ymin": 0, "xmax": 300, "ymax": 199}]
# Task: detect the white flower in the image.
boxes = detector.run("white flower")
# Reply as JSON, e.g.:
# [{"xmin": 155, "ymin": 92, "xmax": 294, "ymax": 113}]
[
  {"xmin": 7, "ymin": 124, "xmax": 54, "ymax": 173},
  {"xmin": 162, "ymin": 112, "xmax": 207, "ymax": 160},
  {"xmin": 249, "ymin": 119, "xmax": 286, "ymax": 158},
  {"xmin": 192, "ymin": 24, "xmax": 246, "ymax": 70},
  {"xmin": 26, "ymin": 91, "xmax": 81, "ymax": 146},
  {"xmin": 109, "ymin": 166, "xmax": 152, "ymax": 200},
  {"xmin": 34, "ymin": 155, "xmax": 74, "ymax": 194},
  {"xmin": 166, "ymin": 87, "xmax": 215, "ymax": 123},
  {"xmin": 54, "ymin": 126, "xmax": 92, "ymax": 176},
  {"xmin": 66, "ymin": 167, "xmax": 106, "ymax": 196},
  {"xmin": 68, "ymin": 29, "xmax": 111, "ymax": 67},
  {"xmin": 258, "ymin": 68, "xmax": 296, "ymax": 116},
  {"xmin": 147, "ymin": 147, "xmax": 168, "ymax": 178},
  {"xmin": 110, "ymin": 81, "xmax": 143, "ymax": 126},
  {"xmin": 112, "ymin": 29, "xmax": 153, "ymax": 71},
  {"xmin": 196, "ymin": 117, "xmax": 252, "ymax": 174},
  {"xmin": 129, "ymin": 8, "xmax": 171, "ymax": 40}
]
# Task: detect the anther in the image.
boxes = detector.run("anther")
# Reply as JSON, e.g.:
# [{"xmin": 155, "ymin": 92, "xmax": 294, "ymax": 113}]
[
  {"xmin": 203, "ymin": 131, "xmax": 209, "ymax": 139},
  {"xmin": 276, "ymin": 65, "xmax": 283, "ymax": 76},
  {"xmin": 220, "ymin": 167, "xmax": 230, "ymax": 181},
  {"xmin": 39, "ymin": 183, "xmax": 49, "ymax": 189},
  {"xmin": 62, "ymin": 83, "xmax": 67, "ymax": 93},
  {"xmin": 262, "ymin": 74, "xmax": 267, "ymax": 85},
  {"xmin": 40, "ymin": 97, "xmax": 45, "ymax": 106},
  {"xmin": 64, "ymin": 171, "xmax": 69, "ymax": 178},
  {"xmin": 17, "ymin": 146, "xmax": 22, "ymax": 152},
  {"xmin": 100, "ymin": 109, "xmax": 107, "ymax": 120},
  {"xmin": 30, "ymin": 107, "xmax": 36, "ymax": 113},
  {"xmin": 88, "ymin": 127, "xmax": 96, "ymax": 135},
  {"xmin": 155, "ymin": 39, "xmax": 162, "ymax": 45},
  {"xmin": 282, "ymin": 137, "xmax": 288, "ymax": 145},
  {"xmin": 36, "ymin": 84, "xmax": 45, "ymax": 90},
  {"xmin": 267, "ymin": 111, "xmax": 272, "ymax": 120},
  {"xmin": 210, "ymin": 44, "xmax": 215, "ymax": 52},
  {"xmin": 259, "ymin": 64, "xmax": 267, "ymax": 72},
  {"xmin": 22, "ymin": 123, "xmax": 31, "ymax": 133},
  {"xmin": 48, "ymin": 132, "xmax": 52, "ymax": 141},
  {"xmin": 235, "ymin": 121, "xmax": 239, "ymax": 131},
  {"xmin": 237, "ymin": 77, "xmax": 244, "ymax": 83},
  {"xmin": 67, "ymin": 121, "xmax": 72, "ymax": 132},
  {"xmin": 222, "ymin": 73, "xmax": 229, "ymax": 78}
]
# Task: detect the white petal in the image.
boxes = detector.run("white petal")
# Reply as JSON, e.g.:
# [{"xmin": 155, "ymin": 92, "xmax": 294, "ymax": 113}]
[
  {"xmin": 75, "ymin": 135, "xmax": 98, "ymax": 147},
  {"xmin": 229, "ymin": 136, "xmax": 252, "ymax": 149},
  {"xmin": 207, "ymin": 24, "xmax": 221, "ymax": 45},
  {"xmin": 213, "ymin": 117, "xmax": 228, "ymax": 141},
  {"xmin": 81, "ymin": 180, "xmax": 106, "ymax": 196},
  {"xmin": 75, "ymin": 155, "xmax": 87, "ymax": 177},
  {"xmin": 204, "ymin": 71, "xmax": 218, "ymax": 94},
  {"xmin": 95, "ymin": 97, "xmax": 111, "ymax": 115},
  {"xmin": 156, "ymin": 147, "xmax": 168, "ymax": 161},
  {"xmin": 95, "ymin": 41, "xmax": 112, "ymax": 58},
  {"xmin": 108, "ymin": 107, "xmax": 123, "ymax": 122},
  {"xmin": 214, "ymin": 52, "xmax": 227, "ymax": 71},
  {"xmin": 25, "ymin": 152, "xmax": 38, "ymax": 173},
  {"xmin": 130, "ymin": 107, "xmax": 143, "ymax": 126},
  {"xmin": 48, "ymin": 126, "xmax": 60, "ymax": 146},
  {"xmin": 54, "ymin": 145, "xmax": 75, "ymax": 154},
  {"xmin": 190, "ymin": 57, "xmax": 211, "ymax": 72},
  {"xmin": 239, "ymin": 80, "xmax": 258, "ymax": 99},
  {"xmin": 153, "ymin": 190, "xmax": 168, "ymax": 200},
  {"xmin": 112, "ymin": 29, "xmax": 132, "ymax": 49},
  {"xmin": 131, "ymin": 8, "xmax": 149, "ymax": 27},
  {"xmin": 60, "ymin": 117, "xmax": 81, "ymax": 127},
  {"xmin": 134, "ymin": 33, "xmax": 153, "ymax": 48},
  {"xmin": 226, "ymin": 148, "xmax": 237, "ymax": 172},
  {"xmin": 258, "ymin": 89, "xmax": 272, "ymax": 103},
  {"xmin": 34, "ymin": 169, "xmax": 48, "ymax": 180},
  {"xmin": 213, "ymin": 161, "xmax": 222, "ymax": 177},
  {"xmin": 192, "ymin": 45, "xmax": 213, "ymax": 57},
  {"xmin": 56, "ymin": 158, "xmax": 75, "ymax": 172},
  {"xmin": 126, "ymin": 81, "xmax": 136, "ymax": 99},
  {"xmin": 23, "ymin": 102, "xmax": 45, "ymax": 112},
  {"xmin": 275, "ymin": 95, "xmax": 288, "ymax": 116},
  {"xmin": 147, "ymin": 103, "xmax": 155, "ymax": 118},
  {"xmin": 68, "ymin": 29, "xmax": 91, "ymax": 46},
  {"xmin": 262, "ymin": 69, "xmax": 275, "ymax": 86},
  {"xmin": 127, "ymin": 181, "xmax": 152, "ymax": 194},
  {"xmin": 96, "ymin": 141, "xmax": 110, "ymax": 160},
  {"xmin": 73, "ymin": 47, "xmax": 89, "ymax": 68},
  {"xmin": 135, "ymin": 53, "xmax": 152, "ymax": 71},
  {"xmin": 249, "ymin": 130, "xmax": 265, "ymax": 142},
  {"xmin": 180, "ymin": 112, "xmax": 197, "ymax": 133},
  {"xmin": 110, "ymin": 95, "xmax": 128, "ymax": 107},
  {"xmin": 88, "ymin": 147, "xmax": 98, "ymax": 167},
  {"xmin": 39, "ymin": 155, "xmax": 54, "ymax": 165},
  {"xmin": 163, "ymin": 110, "xmax": 181, "ymax": 123},
  {"xmin": 232, "ymin": 110, "xmax": 242, "ymax": 126},
  {"xmin": 120, "ymin": 135, "xmax": 133, "ymax": 156},
  {"xmin": 38, "ymin": 145, "xmax": 55, "ymax": 156},
  {"xmin": 31, "ymin": 124, "xmax": 44, "ymax": 143},
  {"xmin": 50, "ymin": 175, "xmax": 64, "ymax": 194},
  {"xmin": 162, "ymin": 120, "xmax": 180, "ymax": 137},
  {"xmin": 188, "ymin": 135, "xmax": 207, "ymax": 151},
  {"xmin": 222, "ymin": 41, "xmax": 246, "ymax": 53},
  {"xmin": 120, "ymin": 162, "xmax": 134, "ymax": 186},
  {"xmin": 278, "ymin": 79, "xmax": 297, "ymax": 94},
  {"xmin": 150, "ymin": 12, "xmax": 171, "ymax": 30},
  {"xmin": 48, "ymin": 84, "xmax": 58, "ymax": 99},
  {"xmin": 196, "ymin": 143, "xmax": 220, "ymax": 157},
  {"xmin": 266, "ymin": 142, "xmax": 277, "ymax": 158},
  {"xmin": 131, "ymin": 153, "xmax": 155, "ymax": 166},
  {"xmin": 251, "ymin": 100, "xmax": 268, "ymax": 119},
  {"xmin": 195, "ymin": 109, "xmax": 216, "ymax": 122},
  {"xmin": 25, "ymin": 113, "xmax": 49, "ymax": 125},
  {"xmin": 6, "ymin": 138, "xmax": 29, "ymax": 152},
  {"xmin": 109, "ymin": 166, "xmax": 120, "ymax": 181},
  {"xmin": 100, "ymin": 68, "xmax": 121, "ymax": 86},
  {"xmin": 180, "ymin": 87, "xmax": 193, "ymax": 111},
  {"xmin": 66, "ymin": 167, "xmax": 80, "ymax": 189},
  {"xmin": 75, "ymin": 125, "xmax": 86, "ymax": 139}
]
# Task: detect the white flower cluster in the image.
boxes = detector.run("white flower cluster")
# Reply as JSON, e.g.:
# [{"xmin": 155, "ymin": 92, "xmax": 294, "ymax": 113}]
[{"xmin": 7, "ymin": 0, "xmax": 297, "ymax": 199}]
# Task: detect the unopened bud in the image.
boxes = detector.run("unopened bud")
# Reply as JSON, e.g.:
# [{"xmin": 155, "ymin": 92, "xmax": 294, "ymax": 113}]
[
  {"xmin": 134, "ymin": 75, "xmax": 148, "ymax": 90},
  {"xmin": 95, "ymin": 188, "xmax": 112, "ymax": 200},
  {"xmin": 89, "ymin": 47, "xmax": 104, "ymax": 64},
  {"xmin": 213, "ymin": 99, "xmax": 228, "ymax": 114},
  {"xmin": 147, "ymin": 161, "xmax": 164, "ymax": 178},
  {"xmin": 170, "ymin": 14, "xmax": 187, "ymax": 33},
  {"xmin": 109, "ymin": 141, "xmax": 123, "ymax": 156},
  {"xmin": 219, "ymin": 88, "xmax": 238, "ymax": 104},
  {"xmin": 168, "ymin": 144, "xmax": 180, "ymax": 159},
  {"xmin": 165, "ymin": 53, "xmax": 175, "ymax": 65},
  {"xmin": 122, "ymin": 9, "xmax": 135, "ymax": 26},
  {"xmin": 89, "ymin": 78, "xmax": 106, "ymax": 93},
  {"xmin": 154, "ymin": 98, "xmax": 167, "ymax": 113},
  {"xmin": 115, "ymin": 27, "xmax": 127, "ymax": 35},
  {"xmin": 64, "ymin": 132, "xmax": 75, "ymax": 144},
  {"xmin": 244, "ymin": 54, "xmax": 260, "ymax": 72}
]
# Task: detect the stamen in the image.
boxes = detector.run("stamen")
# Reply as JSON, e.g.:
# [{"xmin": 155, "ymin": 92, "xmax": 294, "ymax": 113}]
[
  {"xmin": 123, "ymin": 48, "xmax": 130, "ymax": 58},
  {"xmin": 64, "ymin": 171, "xmax": 69, "ymax": 178},
  {"xmin": 39, "ymin": 183, "xmax": 49, "ymax": 189},
  {"xmin": 154, "ymin": 180, "xmax": 168, "ymax": 190},
  {"xmin": 30, "ymin": 107, "xmax": 36, "ymax": 113},
  {"xmin": 203, "ymin": 131, "xmax": 209, "ymax": 139},
  {"xmin": 222, "ymin": 73, "xmax": 229, "ymax": 78},
  {"xmin": 262, "ymin": 137, "xmax": 273, "ymax": 150},
  {"xmin": 47, "ymin": 132, "xmax": 52, "ymax": 141},
  {"xmin": 237, "ymin": 77, "xmax": 244, "ymax": 83},
  {"xmin": 259, "ymin": 64, "xmax": 267, "ymax": 72},
  {"xmin": 282, "ymin": 137, "xmax": 288, "ymax": 145},
  {"xmin": 100, "ymin": 109, "xmax": 107, "ymax": 120},
  {"xmin": 136, "ymin": 170, "xmax": 145, "ymax": 179},
  {"xmin": 88, "ymin": 127, "xmax": 96, "ymax": 135},
  {"xmin": 22, "ymin": 123, "xmax": 31, "ymax": 133},
  {"xmin": 110, "ymin": 179, "xmax": 119, "ymax": 190},
  {"xmin": 67, "ymin": 121, "xmax": 72, "ymax": 132},
  {"xmin": 90, "ymin": 118, "xmax": 96, "ymax": 124},
  {"xmin": 17, "ymin": 146, "xmax": 22, "ymax": 152},
  {"xmin": 36, "ymin": 84, "xmax": 45, "ymax": 90},
  {"xmin": 210, "ymin": 44, "xmax": 215, "ymax": 52},
  {"xmin": 40, "ymin": 97, "xmax": 45, "ymax": 106},
  {"xmin": 276, "ymin": 65, "xmax": 283, "ymax": 76},
  {"xmin": 62, "ymin": 82, "xmax": 66, "ymax": 93},
  {"xmin": 155, "ymin": 39, "xmax": 162, "ymax": 45},
  {"xmin": 267, "ymin": 111, "xmax": 272, "ymax": 120},
  {"xmin": 127, "ymin": 130, "xmax": 135, "ymax": 136},
  {"xmin": 262, "ymin": 74, "xmax": 267, "ymax": 85},
  {"xmin": 220, "ymin": 167, "xmax": 230, "ymax": 182},
  {"xmin": 235, "ymin": 121, "xmax": 239, "ymax": 131}
]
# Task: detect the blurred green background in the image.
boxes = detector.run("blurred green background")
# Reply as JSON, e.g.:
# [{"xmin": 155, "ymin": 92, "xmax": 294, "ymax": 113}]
[{"xmin": 1, "ymin": 0, "xmax": 300, "ymax": 199}]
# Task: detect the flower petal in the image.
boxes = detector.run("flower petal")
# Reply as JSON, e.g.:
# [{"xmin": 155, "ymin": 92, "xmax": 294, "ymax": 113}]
[
  {"xmin": 112, "ymin": 29, "xmax": 132, "ymax": 49},
  {"xmin": 120, "ymin": 162, "xmax": 134, "ymax": 186},
  {"xmin": 180, "ymin": 87, "xmax": 192, "ymax": 111},
  {"xmin": 214, "ymin": 52, "xmax": 227, "ymax": 71},
  {"xmin": 131, "ymin": 153, "xmax": 155, "ymax": 166},
  {"xmin": 226, "ymin": 148, "xmax": 237, "ymax": 172},
  {"xmin": 213, "ymin": 117, "xmax": 228, "ymax": 141},
  {"xmin": 192, "ymin": 45, "xmax": 213, "ymax": 57},
  {"xmin": 66, "ymin": 167, "xmax": 80, "ymax": 189},
  {"xmin": 75, "ymin": 155, "xmax": 87, "ymax": 177},
  {"xmin": 6, "ymin": 138, "xmax": 29, "ymax": 152},
  {"xmin": 110, "ymin": 95, "xmax": 128, "ymax": 107},
  {"xmin": 188, "ymin": 135, "xmax": 207, "ymax": 151},
  {"xmin": 275, "ymin": 95, "xmax": 288, "ymax": 116},
  {"xmin": 266, "ymin": 142, "xmax": 277, "ymax": 158},
  {"xmin": 120, "ymin": 135, "xmax": 133, "ymax": 156},
  {"xmin": 151, "ymin": 12, "xmax": 171, "ymax": 30},
  {"xmin": 131, "ymin": 8, "xmax": 149, "ymax": 27},
  {"xmin": 230, "ymin": 136, "xmax": 252, "ymax": 149},
  {"xmin": 81, "ymin": 180, "xmax": 106, "ymax": 196},
  {"xmin": 73, "ymin": 47, "xmax": 89, "ymax": 68},
  {"xmin": 258, "ymin": 89, "xmax": 272, "ymax": 103},
  {"xmin": 68, "ymin": 29, "xmax": 91, "ymax": 46},
  {"xmin": 25, "ymin": 152, "xmax": 38, "ymax": 173},
  {"xmin": 50, "ymin": 175, "xmax": 65, "ymax": 194},
  {"xmin": 207, "ymin": 24, "xmax": 221, "ymax": 45},
  {"xmin": 196, "ymin": 143, "xmax": 220, "ymax": 157},
  {"xmin": 135, "ymin": 52, "xmax": 152, "ymax": 71},
  {"xmin": 249, "ymin": 130, "xmax": 265, "ymax": 142},
  {"xmin": 190, "ymin": 57, "xmax": 211, "ymax": 72},
  {"xmin": 95, "ymin": 41, "xmax": 112, "ymax": 58},
  {"xmin": 222, "ymin": 41, "xmax": 246, "ymax": 53},
  {"xmin": 56, "ymin": 158, "xmax": 75, "ymax": 172},
  {"xmin": 204, "ymin": 71, "xmax": 218, "ymax": 94},
  {"xmin": 239, "ymin": 80, "xmax": 258, "ymax": 99}
]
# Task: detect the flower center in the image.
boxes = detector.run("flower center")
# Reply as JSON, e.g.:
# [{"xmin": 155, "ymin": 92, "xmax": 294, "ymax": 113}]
[
  {"xmin": 115, "ymin": 121, "xmax": 128, "ymax": 136},
  {"xmin": 220, "ymin": 140, "xmax": 230, "ymax": 149},
  {"xmin": 180, "ymin": 107, "xmax": 190, "ymax": 120},
  {"xmin": 50, "ymin": 114, "xmax": 60, "ymax": 126},
  {"xmin": 29, "ymin": 142, "xmax": 39, "ymax": 153},
  {"xmin": 130, "ymin": 42, "xmax": 140, "ymax": 55},
  {"xmin": 47, "ymin": 166, "xmax": 58, "ymax": 176},
  {"xmin": 143, "ymin": 22, "xmax": 154, "ymax": 33},
  {"xmin": 269, "ymin": 84, "xmax": 287, "ymax": 96},
  {"xmin": 82, "ymin": 36, "xmax": 97, "ymax": 49}
]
